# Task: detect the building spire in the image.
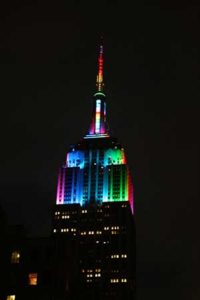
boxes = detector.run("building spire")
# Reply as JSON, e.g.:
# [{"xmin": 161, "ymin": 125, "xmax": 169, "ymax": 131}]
[
  {"xmin": 86, "ymin": 41, "xmax": 108, "ymax": 138},
  {"xmin": 96, "ymin": 43, "xmax": 104, "ymax": 92}
]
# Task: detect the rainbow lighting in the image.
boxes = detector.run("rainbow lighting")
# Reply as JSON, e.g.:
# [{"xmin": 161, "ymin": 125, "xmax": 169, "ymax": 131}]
[
  {"xmin": 88, "ymin": 45, "xmax": 108, "ymax": 137},
  {"xmin": 95, "ymin": 100, "xmax": 101, "ymax": 133},
  {"xmin": 88, "ymin": 95, "xmax": 108, "ymax": 136},
  {"xmin": 56, "ymin": 44, "xmax": 134, "ymax": 214}
]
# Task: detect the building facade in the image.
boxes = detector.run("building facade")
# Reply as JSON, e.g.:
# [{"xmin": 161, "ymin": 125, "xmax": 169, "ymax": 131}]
[{"xmin": 52, "ymin": 45, "xmax": 136, "ymax": 300}]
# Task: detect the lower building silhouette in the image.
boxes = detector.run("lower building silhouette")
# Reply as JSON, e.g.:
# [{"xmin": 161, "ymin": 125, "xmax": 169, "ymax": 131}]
[{"xmin": 0, "ymin": 202, "xmax": 135, "ymax": 300}]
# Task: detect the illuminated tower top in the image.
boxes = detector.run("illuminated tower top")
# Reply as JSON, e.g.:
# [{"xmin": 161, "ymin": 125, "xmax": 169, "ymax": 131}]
[
  {"xmin": 87, "ymin": 44, "xmax": 109, "ymax": 138},
  {"xmin": 56, "ymin": 43, "xmax": 134, "ymax": 213}
]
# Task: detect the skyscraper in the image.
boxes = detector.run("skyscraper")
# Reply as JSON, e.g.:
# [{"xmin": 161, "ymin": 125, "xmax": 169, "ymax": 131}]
[{"xmin": 52, "ymin": 44, "xmax": 136, "ymax": 300}]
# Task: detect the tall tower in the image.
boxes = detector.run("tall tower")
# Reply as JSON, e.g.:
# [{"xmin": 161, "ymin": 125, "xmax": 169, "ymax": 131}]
[{"xmin": 52, "ymin": 44, "xmax": 136, "ymax": 300}]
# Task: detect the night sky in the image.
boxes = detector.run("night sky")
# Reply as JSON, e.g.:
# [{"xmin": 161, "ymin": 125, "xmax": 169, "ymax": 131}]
[{"xmin": 0, "ymin": 1, "xmax": 199, "ymax": 299}]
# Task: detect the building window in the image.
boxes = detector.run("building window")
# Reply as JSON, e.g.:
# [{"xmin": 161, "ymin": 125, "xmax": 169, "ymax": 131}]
[
  {"xmin": 61, "ymin": 228, "xmax": 69, "ymax": 233},
  {"xmin": 28, "ymin": 273, "xmax": 38, "ymax": 285},
  {"xmin": 121, "ymin": 254, "xmax": 127, "ymax": 258},
  {"xmin": 11, "ymin": 251, "xmax": 20, "ymax": 264},
  {"xmin": 111, "ymin": 254, "xmax": 119, "ymax": 259},
  {"xmin": 7, "ymin": 296, "xmax": 15, "ymax": 300},
  {"xmin": 80, "ymin": 231, "xmax": 87, "ymax": 235},
  {"xmin": 61, "ymin": 215, "xmax": 70, "ymax": 219},
  {"xmin": 111, "ymin": 226, "xmax": 119, "ymax": 230},
  {"xmin": 104, "ymin": 226, "xmax": 109, "ymax": 230},
  {"xmin": 110, "ymin": 278, "xmax": 119, "ymax": 283},
  {"xmin": 111, "ymin": 230, "xmax": 118, "ymax": 235}
]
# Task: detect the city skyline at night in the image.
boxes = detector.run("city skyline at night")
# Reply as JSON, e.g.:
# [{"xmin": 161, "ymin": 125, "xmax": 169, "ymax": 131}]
[{"xmin": 0, "ymin": 2, "xmax": 198, "ymax": 299}]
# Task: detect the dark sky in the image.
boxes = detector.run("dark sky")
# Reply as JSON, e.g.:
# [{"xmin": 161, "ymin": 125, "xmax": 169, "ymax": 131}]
[{"xmin": 0, "ymin": 1, "xmax": 199, "ymax": 299}]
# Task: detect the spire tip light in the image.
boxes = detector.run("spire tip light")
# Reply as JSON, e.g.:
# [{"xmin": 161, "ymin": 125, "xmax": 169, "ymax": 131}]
[{"xmin": 96, "ymin": 43, "xmax": 104, "ymax": 92}]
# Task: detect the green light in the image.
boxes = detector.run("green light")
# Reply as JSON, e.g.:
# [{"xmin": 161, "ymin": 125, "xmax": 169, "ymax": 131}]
[
  {"xmin": 94, "ymin": 92, "xmax": 106, "ymax": 97},
  {"xmin": 104, "ymin": 149, "xmax": 126, "ymax": 165}
]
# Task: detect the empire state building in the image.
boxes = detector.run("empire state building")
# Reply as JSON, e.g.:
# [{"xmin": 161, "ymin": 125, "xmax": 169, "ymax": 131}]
[{"xmin": 52, "ymin": 44, "xmax": 136, "ymax": 300}]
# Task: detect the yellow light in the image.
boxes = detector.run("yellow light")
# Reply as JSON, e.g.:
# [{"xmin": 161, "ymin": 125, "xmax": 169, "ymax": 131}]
[
  {"xmin": 121, "ymin": 254, "xmax": 127, "ymax": 258},
  {"xmin": 11, "ymin": 251, "xmax": 20, "ymax": 264},
  {"xmin": 7, "ymin": 296, "xmax": 15, "ymax": 300},
  {"xmin": 111, "ymin": 254, "xmax": 119, "ymax": 259},
  {"xmin": 110, "ymin": 278, "xmax": 119, "ymax": 283},
  {"xmin": 96, "ymin": 231, "xmax": 102, "ymax": 234}
]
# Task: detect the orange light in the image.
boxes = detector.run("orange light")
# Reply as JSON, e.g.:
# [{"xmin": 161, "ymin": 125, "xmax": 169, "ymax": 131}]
[{"xmin": 28, "ymin": 273, "xmax": 38, "ymax": 285}]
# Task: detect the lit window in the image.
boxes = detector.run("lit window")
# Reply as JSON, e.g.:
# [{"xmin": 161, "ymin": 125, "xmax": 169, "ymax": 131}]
[
  {"xmin": 87, "ymin": 269, "xmax": 93, "ymax": 273},
  {"xmin": 103, "ymin": 240, "xmax": 109, "ymax": 244},
  {"xmin": 96, "ymin": 231, "xmax": 102, "ymax": 235},
  {"xmin": 111, "ymin": 254, "xmax": 119, "ymax": 259},
  {"xmin": 53, "ymin": 229, "xmax": 57, "ymax": 233},
  {"xmin": 28, "ymin": 273, "xmax": 38, "ymax": 285},
  {"xmin": 81, "ymin": 231, "xmax": 87, "ymax": 235},
  {"xmin": 121, "ymin": 254, "xmax": 127, "ymax": 258},
  {"xmin": 111, "ymin": 231, "xmax": 118, "ymax": 235},
  {"xmin": 111, "ymin": 226, "xmax": 119, "ymax": 230},
  {"xmin": 61, "ymin": 215, "xmax": 70, "ymax": 219},
  {"xmin": 95, "ymin": 268, "xmax": 101, "ymax": 272},
  {"xmin": 121, "ymin": 278, "xmax": 127, "ymax": 283},
  {"xmin": 11, "ymin": 251, "xmax": 20, "ymax": 264},
  {"xmin": 110, "ymin": 278, "xmax": 119, "ymax": 283},
  {"xmin": 7, "ymin": 296, "xmax": 15, "ymax": 300}
]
